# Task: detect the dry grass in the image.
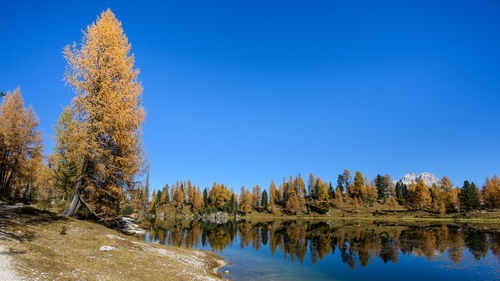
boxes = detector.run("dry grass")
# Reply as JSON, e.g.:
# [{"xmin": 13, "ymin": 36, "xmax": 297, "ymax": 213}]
[{"xmin": 0, "ymin": 204, "xmax": 225, "ymax": 281}]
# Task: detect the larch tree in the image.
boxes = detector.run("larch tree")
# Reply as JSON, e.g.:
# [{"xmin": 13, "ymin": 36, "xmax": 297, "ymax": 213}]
[
  {"xmin": 316, "ymin": 182, "xmax": 330, "ymax": 213},
  {"xmin": 192, "ymin": 187, "xmax": 203, "ymax": 213},
  {"xmin": 482, "ymin": 176, "xmax": 500, "ymax": 208},
  {"xmin": 62, "ymin": 9, "xmax": 145, "ymax": 225},
  {"xmin": 342, "ymin": 169, "xmax": 351, "ymax": 194},
  {"xmin": 352, "ymin": 171, "xmax": 364, "ymax": 199},
  {"xmin": 239, "ymin": 186, "xmax": 251, "ymax": 214},
  {"xmin": 407, "ymin": 179, "xmax": 431, "ymax": 210},
  {"xmin": 0, "ymin": 88, "xmax": 43, "ymax": 199},
  {"xmin": 252, "ymin": 184, "xmax": 262, "ymax": 208},
  {"xmin": 160, "ymin": 184, "xmax": 169, "ymax": 204},
  {"xmin": 268, "ymin": 179, "xmax": 278, "ymax": 211}
]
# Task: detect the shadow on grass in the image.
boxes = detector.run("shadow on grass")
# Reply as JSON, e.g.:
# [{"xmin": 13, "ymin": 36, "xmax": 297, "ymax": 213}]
[{"xmin": 0, "ymin": 204, "xmax": 68, "ymax": 242}]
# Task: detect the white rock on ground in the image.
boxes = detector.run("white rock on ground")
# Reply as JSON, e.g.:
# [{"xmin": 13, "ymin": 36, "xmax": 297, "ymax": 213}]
[
  {"xmin": 99, "ymin": 246, "xmax": 116, "ymax": 251},
  {"xmin": 0, "ymin": 244, "xmax": 23, "ymax": 280}
]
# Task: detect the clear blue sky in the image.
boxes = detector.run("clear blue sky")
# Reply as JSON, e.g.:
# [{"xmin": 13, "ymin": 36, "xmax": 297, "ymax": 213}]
[{"xmin": 1, "ymin": 1, "xmax": 499, "ymax": 193}]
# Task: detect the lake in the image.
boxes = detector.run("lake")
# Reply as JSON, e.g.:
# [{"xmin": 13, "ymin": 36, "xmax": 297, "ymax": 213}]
[{"xmin": 145, "ymin": 219, "xmax": 500, "ymax": 281}]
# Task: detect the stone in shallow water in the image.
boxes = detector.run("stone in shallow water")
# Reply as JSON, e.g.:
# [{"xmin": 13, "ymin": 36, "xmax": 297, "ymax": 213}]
[{"xmin": 99, "ymin": 246, "xmax": 116, "ymax": 251}]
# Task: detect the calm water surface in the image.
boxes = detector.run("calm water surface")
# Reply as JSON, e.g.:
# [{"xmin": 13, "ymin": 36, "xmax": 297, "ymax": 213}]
[{"xmin": 145, "ymin": 220, "xmax": 500, "ymax": 281}]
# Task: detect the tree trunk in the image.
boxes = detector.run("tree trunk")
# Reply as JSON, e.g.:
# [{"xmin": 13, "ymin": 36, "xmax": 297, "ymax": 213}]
[
  {"xmin": 63, "ymin": 189, "xmax": 81, "ymax": 217},
  {"xmin": 51, "ymin": 179, "xmax": 57, "ymax": 205},
  {"xmin": 62, "ymin": 160, "xmax": 86, "ymax": 217}
]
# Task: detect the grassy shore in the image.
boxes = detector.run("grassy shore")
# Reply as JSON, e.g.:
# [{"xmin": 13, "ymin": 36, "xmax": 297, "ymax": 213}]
[
  {"xmin": 242, "ymin": 210, "xmax": 500, "ymax": 223},
  {"xmin": 0, "ymin": 203, "xmax": 225, "ymax": 281}
]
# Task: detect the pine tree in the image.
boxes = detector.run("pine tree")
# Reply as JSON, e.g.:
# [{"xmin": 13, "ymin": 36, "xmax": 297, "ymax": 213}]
[
  {"xmin": 459, "ymin": 181, "xmax": 480, "ymax": 211},
  {"xmin": 261, "ymin": 189, "xmax": 268, "ymax": 209},
  {"xmin": 52, "ymin": 107, "xmax": 83, "ymax": 201},
  {"xmin": 62, "ymin": 10, "xmax": 145, "ymax": 225},
  {"xmin": 375, "ymin": 174, "xmax": 388, "ymax": 201},
  {"xmin": 203, "ymin": 188, "xmax": 208, "ymax": 208},
  {"xmin": 336, "ymin": 174, "xmax": 345, "ymax": 194}
]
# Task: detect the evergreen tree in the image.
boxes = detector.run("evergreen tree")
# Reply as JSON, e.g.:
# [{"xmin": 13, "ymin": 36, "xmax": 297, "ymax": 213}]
[
  {"xmin": 228, "ymin": 193, "xmax": 236, "ymax": 214},
  {"xmin": 261, "ymin": 189, "xmax": 268, "ymax": 209},
  {"xmin": 328, "ymin": 182, "xmax": 334, "ymax": 199},
  {"xmin": 395, "ymin": 182, "xmax": 408, "ymax": 204},
  {"xmin": 203, "ymin": 188, "xmax": 209, "ymax": 207},
  {"xmin": 375, "ymin": 174, "xmax": 388, "ymax": 201},
  {"xmin": 336, "ymin": 175, "xmax": 345, "ymax": 194},
  {"xmin": 459, "ymin": 181, "xmax": 480, "ymax": 211}
]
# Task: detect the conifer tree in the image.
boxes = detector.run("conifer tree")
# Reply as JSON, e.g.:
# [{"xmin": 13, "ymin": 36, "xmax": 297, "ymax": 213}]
[
  {"xmin": 261, "ymin": 189, "xmax": 268, "ymax": 209},
  {"xmin": 285, "ymin": 186, "xmax": 300, "ymax": 214},
  {"xmin": 316, "ymin": 182, "xmax": 330, "ymax": 213},
  {"xmin": 174, "ymin": 184, "xmax": 184, "ymax": 208},
  {"xmin": 0, "ymin": 88, "xmax": 43, "ymax": 199},
  {"xmin": 62, "ymin": 10, "xmax": 145, "ymax": 225},
  {"xmin": 375, "ymin": 174, "xmax": 388, "ymax": 201},
  {"xmin": 407, "ymin": 179, "xmax": 431, "ymax": 210},
  {"xmin": 459, "ymin": 181, "xmax": 480, "ymax": 211},
  {"xmin": 239, "ymin": 186, "xmax": 251, "ymax": 214},
  {"xmin": 203, "ymin": 188, "xmax": 208, "ymax": 207},
  {"xmin": 160, "ymin": 184, "xmax": 169, "ymax": 203},
  {"xmin": 352, "ymin": 171, "xmax": 364, "ymax": 199},
  {"xmin": 149, "ymin": 190, "xmax": 157, "ymax": 211},
  {"xmin": 268, "ymin": 179, "xmax": 278, "ymax": 210},
  {"xmin": 192, "ymin": 187, "xmax": 203, "ymax": 213},
  {"xmin": 252, "ymin": 184, "xmax": 262, "ymax": 208},
  {"xmin": 482, "ymin": 176, "xmax": 500, "ymax": 208},
  {"xmin": 342, "ymin": 169, "xmax": 351, "ymax": 194},
  {"xmin": 336, "ymin": 174, "xmax": 345, "ymax": 194}
]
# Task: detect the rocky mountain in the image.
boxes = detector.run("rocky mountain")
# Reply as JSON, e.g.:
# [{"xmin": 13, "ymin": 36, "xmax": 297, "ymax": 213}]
[{"xmin": 395, "ymin": 172, "xmax": 440, "ymax": 186}]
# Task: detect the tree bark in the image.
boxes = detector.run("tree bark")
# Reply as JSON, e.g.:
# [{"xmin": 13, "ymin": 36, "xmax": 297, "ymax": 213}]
[{"xmin": 62, "ymin": 160, "xmax": 86, "ymax": 217}]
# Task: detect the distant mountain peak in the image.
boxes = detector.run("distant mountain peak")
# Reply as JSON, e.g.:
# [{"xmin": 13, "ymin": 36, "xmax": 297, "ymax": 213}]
[{"xmin": 396, "ymin": 172, "xmax": 440, "ymax": 186}]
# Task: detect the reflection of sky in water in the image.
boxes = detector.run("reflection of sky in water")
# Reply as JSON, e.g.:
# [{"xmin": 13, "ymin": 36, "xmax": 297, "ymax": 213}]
[{"xmin": 145, "ymin": 226, "xmax": 500, "ymax": 281}]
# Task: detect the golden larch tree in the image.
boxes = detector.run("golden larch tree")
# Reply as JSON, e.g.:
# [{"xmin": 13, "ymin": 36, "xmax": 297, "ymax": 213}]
[
  {"xmin": 0, "ymin": 88, "xmax": 42, "ymax": 199},
  {"xmin": 62, "ymin": 9, "xmax": 145, "ymax": 225}
]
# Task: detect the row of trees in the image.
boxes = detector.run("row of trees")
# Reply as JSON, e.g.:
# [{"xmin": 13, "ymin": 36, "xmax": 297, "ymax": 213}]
[
  {"xmin": 1, "ymin": 10, "xmax": 149, "ymax": 226},
  {"xmin": 150, "ymin": 171, "xmax": 499, "ymax": 216}
]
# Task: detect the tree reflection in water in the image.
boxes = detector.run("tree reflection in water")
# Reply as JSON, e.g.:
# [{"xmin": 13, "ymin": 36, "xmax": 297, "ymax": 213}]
[{"xmin": 148, "ymin": 220, "xmax": 500, "ymax": 269}]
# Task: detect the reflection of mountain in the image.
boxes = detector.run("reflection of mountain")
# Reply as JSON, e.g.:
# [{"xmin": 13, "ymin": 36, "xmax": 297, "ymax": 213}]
[
  {"xmin": 148, "ymin": 220, "xmax": 500, "ymax": 269},
  {"xmin": 395, "ymin": 172, "xmax": 440, "ymax": 186}
]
